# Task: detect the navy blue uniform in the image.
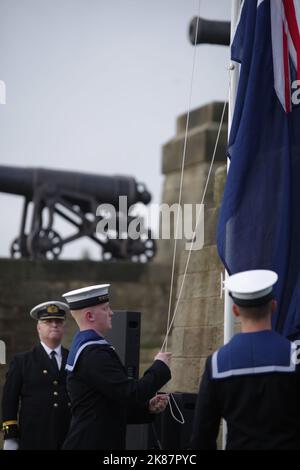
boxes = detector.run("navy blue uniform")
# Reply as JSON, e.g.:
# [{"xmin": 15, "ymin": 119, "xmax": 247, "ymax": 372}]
[
  {"xmin": 2, "ymin": 344, "xmax": 71, "ymax": 449},
  {"xmin": 63, "ymin": 336, "xmax": 171, "ymax": 450},
  {"xmin": 191, "ymin": 331, "xmax": 300, "ymax": 450}
]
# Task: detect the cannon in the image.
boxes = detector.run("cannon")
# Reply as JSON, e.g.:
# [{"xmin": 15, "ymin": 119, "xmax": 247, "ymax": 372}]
[
  {"xmin": 0, "ymin": 165, "xmax": 156, "ymax": 262},
  {"xmin": 189, "ymin": 17, "xmax": 230, "ymax": 46}
]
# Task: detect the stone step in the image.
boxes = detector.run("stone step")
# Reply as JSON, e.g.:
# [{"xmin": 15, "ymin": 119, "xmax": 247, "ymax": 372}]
[
  {"xmin": 162, "ymin": 123, "xmax": 228, "ymax": 174},
  {"xmin": 173, "ymin": 297, "xmax": 224, "ymax": 328},
  {"xmin": 176, "ymin": 269, "xmax": 222, "ymax": 300},
  {"xmin": 169, "ymin": 357, "xmax": 206, "ymax": 393},
  {"xmin": 179, "ymin": 245, "xmax": 222, "ymax": 274},
  {"xmin": 176, "ymin": 101, "xmax": 228, "ymax": 135},
  {"xmin": 171, "ymin": 325, "xmax": 223, "ymax": 358},
  {"xmin": 160, "ymin": 162, "xmax": 220, "ymax": 208}
]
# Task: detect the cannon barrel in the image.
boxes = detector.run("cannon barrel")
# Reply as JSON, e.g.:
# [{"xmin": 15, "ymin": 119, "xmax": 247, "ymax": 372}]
[
  {"xmin": 0, "ymin": 165, "xmax": 151, "ymax": 207},
  {"xmin": 189, "ymin": 17, "xmax": 230, "ymax": 46}
]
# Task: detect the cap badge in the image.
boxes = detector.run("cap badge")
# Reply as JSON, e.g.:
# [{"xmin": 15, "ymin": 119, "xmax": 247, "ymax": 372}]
[{"xmin": 47, "ymin": 305, "xmax": 59, "ymax": 314}]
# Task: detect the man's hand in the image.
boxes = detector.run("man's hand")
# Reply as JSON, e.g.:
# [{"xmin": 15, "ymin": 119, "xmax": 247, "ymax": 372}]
[
  {"xmin": 149, "ymin": 394, "xmax": 169, "ymax": 414},
  {"xmin": 154, "ymin": 352, "xmax": 172, "ymax": 368}
]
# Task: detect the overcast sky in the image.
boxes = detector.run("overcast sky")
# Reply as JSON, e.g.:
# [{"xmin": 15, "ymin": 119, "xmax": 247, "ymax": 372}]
[{"xmin": 0, "ymin": 0, "xmax": 231, "ymax": 260}]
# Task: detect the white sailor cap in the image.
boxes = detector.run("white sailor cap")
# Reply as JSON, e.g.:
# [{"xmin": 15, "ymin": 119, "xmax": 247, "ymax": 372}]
[
  {"xmin": 224, "ymin": 270, "xmax": 278, "ymax": 307},
  {"xmin": 30, "ymin": 301, "xmax": 69, "ymax": 320},
  {"xmin": 62, "ymin": 284, "xmax": 110, "ymax": 310}
]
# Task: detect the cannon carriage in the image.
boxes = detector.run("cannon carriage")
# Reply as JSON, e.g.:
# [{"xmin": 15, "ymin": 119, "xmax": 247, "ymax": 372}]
[{"xmin": 0, "ymin": 165, "xmax": 155, "ymax": 262}]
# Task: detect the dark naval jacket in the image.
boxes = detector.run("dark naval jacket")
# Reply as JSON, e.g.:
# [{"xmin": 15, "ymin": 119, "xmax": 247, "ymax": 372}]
[
  {"xmin": 63, "ymin": 332, "xmax": 171, "ymax": 450},
  {"xmin": 191, "ymin": 330, "xmax": 300, "ymax": 450},
  {"xmin": 2, "ymin": 344, "xmax": 71, "ymax": 450}
]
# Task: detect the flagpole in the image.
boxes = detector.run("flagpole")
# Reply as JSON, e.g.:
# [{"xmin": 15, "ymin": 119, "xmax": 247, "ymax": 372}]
[
  {"xmin": 224, "ymin": 0, "xmax": 241, "ymax": 348},
  {"xmin": 222, "ymin": 0, "xmax": 241, "ymax": 451}
]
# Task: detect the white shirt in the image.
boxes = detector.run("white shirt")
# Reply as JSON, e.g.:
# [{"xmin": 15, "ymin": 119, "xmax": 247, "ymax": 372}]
[{"xmin": 40, "ymin": 342, "xmax": 62, "ymax": 369}]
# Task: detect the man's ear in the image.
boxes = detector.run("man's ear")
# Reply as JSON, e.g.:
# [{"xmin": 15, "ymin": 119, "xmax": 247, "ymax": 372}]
[
  {"xmin": 86, "ymin": 310, "xmax": 94, "ymax": 322},
  {"xmin": 271, "ymin": 299, "xmax": 277, "ymax": 315},
  {"xmin": 232, "ymin": 304, "xmax": 240, "ymax": 318}
]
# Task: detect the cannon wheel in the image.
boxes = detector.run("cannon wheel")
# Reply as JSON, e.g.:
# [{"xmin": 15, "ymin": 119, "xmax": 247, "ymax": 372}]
[
  {"xmin": 128, "ymin": 232, "xmax": 156, "ymax": 263},
  {"xmin": 30, "ymin": 229, "xmax": 63, "ymax": 260},
  {"xmin": 102, "ymin": 230, "xmax": 156, "ymax": 263},
  {"xmin": 10, "ymin": 236, "xmax": 30, "ymax": 259}
]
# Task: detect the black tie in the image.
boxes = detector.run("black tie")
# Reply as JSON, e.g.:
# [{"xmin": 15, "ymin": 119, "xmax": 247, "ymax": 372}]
[{"xmin": 50, "ymin": 350, "xmax": 59, "ymax": 373}]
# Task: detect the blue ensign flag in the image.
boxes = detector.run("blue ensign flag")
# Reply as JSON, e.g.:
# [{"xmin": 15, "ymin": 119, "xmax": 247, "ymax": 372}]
[{"xmin": 217, "ymin": 0, "xmax": 300, "ymax": 338}]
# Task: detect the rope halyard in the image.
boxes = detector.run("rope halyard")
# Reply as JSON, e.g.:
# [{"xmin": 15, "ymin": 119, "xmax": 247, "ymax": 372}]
[
  {"xmin": 161, "ymin": 97, "xmax": 228, "ymax": 352},
  {"xmin": 164, "ymin": 0, "xmax": 202, "ymax": 352}
]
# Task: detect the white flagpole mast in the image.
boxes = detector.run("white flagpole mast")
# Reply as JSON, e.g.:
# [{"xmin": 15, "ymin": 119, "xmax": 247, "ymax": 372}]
[
  {"xmin": 224, "ymin": 0, "xmax": 241, "ymax": 347},
  {"xmin": 222, "ymin": 0, "xmax": 242, "ymax": 451}
]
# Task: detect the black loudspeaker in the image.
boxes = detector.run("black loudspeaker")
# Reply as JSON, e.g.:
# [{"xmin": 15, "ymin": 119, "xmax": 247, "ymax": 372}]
[
  {"xmin": 105, "ymin": 310, "xmax": 143, "ymax": 450},
  {"xmin": 146, "ymin": 413, "xmax": 163, "ymax": 450},
  {"xmin": 160, "ymin": 392, "xmax": 197, "ymax": 450},
  {"xmin": 105, "ymin": 310, "xmax": 141, "ymax": 379},
  {"xmin": 125, "ymin": 413, "xmax": 163, "ymax": 450}
]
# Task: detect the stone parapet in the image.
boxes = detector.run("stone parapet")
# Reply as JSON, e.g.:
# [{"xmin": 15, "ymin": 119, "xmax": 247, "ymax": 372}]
[
  {"xmin": 176, "ymin": 102, "xmax": 228, "ymax": 135},
  {"xmin": 162, "ymin": 124, "xmax": 227, "ymax": 175}
]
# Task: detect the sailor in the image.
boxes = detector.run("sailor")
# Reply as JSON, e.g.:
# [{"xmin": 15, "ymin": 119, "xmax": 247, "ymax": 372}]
[
  {"xmin": 61, "ymin": 284, "xmax": 171, "ymax": 450},
  {"xmin": 1, "ymin": 301, "xmax": 71, "ymax": 450},
  {"xmin": 191, "ymin": 269, "xmax": 300, "ymax": 450}
]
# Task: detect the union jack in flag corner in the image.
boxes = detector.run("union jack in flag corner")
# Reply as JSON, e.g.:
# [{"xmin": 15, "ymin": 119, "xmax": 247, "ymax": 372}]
[{"xmin": 217, "ymin": 0, "xmax": 300, "ymax": 338}]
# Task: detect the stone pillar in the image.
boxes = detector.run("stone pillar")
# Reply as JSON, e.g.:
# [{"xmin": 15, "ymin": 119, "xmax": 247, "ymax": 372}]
[
  {"xmin": 157, "ymin": 102, "xmax": 228, "ymax": 392},
  {"xmin": 157, "ymin": 102, "xmax": 228, "ymax": 264}
]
